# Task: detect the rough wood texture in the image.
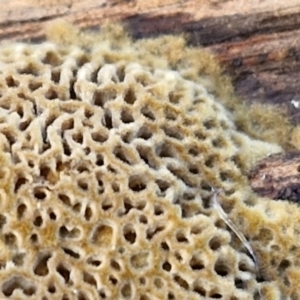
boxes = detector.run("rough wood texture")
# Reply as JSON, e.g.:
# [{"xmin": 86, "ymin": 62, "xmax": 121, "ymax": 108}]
[
  {"xmin": 249, "ymin": 152, "xmax": 300, "ymax": 201},
  {"xmin": 1, "ymin": 0, "xmax": 300, "ymax": 122}
]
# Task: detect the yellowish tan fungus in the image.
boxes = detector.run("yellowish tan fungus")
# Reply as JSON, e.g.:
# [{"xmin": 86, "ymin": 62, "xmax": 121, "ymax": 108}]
[{"xmin": 0, "ymin": 20, "xmax": 299, "ymax": 300}]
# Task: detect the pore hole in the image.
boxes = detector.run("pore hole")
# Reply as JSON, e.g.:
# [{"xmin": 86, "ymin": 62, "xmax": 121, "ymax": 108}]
[
  {"xmin": 137, "ymin": 125, "xmax": 153, "ymax": 140},
  {"xmin": 154, "ymin": 278, "xmax": 164, "ymax": 289},
  {"xmin": 162, "ymin": 261, "xmax": 171, "ymax": 272},
  {"xmin": 0, "ymin": 214, "xmax": 6, "ymax": 230},
  {"xmin": 84, "ymin": 206, "xmax": 92, "ymax": 221},
  {"xmin": 62, "ymin": 247, "xmax": 80, "ymax": 259},
  {"xmin": 102, "ymin": 109, "xmax": 113, "ymax": 129},
  {"xmin": 123, "ymin": 224, "xmax": 137, "ymax": 244},
  {"xmin": 141, "ymin": 106, "xmax": 155, "ymax": 121},
  {"xmin": 91, "ymin": 131, "xmax": 108, "ymax": 143},
  {"xmin": 173, "ymin": 275, "xmax": 189, "ymax": 290},
  {"xmin": 33, "ymin": 188, "xmax": 46, "ymax": 200},
  {"xmin": 176, "ymin": 231, "xmax": 188, "ymax": 243},
  {"xmin": 278, "ymin": 259, "xmax": 291, "ymax": 276},
  {"xmin": 190, "ymin": 253, "xmax": 205, "ymax": 270},
  {"xmin": 121, "ymin": 282, "xmax": 132, "ymax": 298},
  {"xmin": 109, "ymin": 275, "xmax": 118, "ymax": 285},
  {"xmin": 4, "ymin": 233, "xmax": 17, "ymax": 247},
  {"xmin": 124, "ymin": 88, "xmax": 136, "ymax": 104},
  {"xmin": 33, "ymin": 215, "xmax": 43, "ymax": 227},
  {"xmin": 17, "ymin": 204, "xmax": 27, "ymax": 219},
  {"xmin": 113, "ymin": 146, "xmax": 132, "ymax": 165},
  {"xmin": 121, "ymin": 108, "xmax": 134, "ymax": 123},
  {"xmin": 156, "ymin": 142, "xmax": 175, "ymax": 158},
  {"xmin": 12, "ymin": 253, "xmax": 26, "ymax": 266},
  {"xmin": 59, "ymin": 226, "xmax": 80, "ymax": 239},
  {"xmin": 33, "ymin": 252, "xmax": 52, "ymax": 276},
  {"xmin": 130, "ymin": 252, "xmax": 149, "ymax": 269},
  {"xmin": 92, "ymin": 224, "xmax": 113, "ymax": 246},
  {"xmin": 162, "ymin": 125, "xmax": 184, "ymax": 140},
  {"xmin": 110, "ymin": 259, "xmax": 121, "ymax": 271},
  {"xmin": 58, "ymin": 193, "xmax": 71, "ymax": 207},
  {"xmin": 214, "ymin": 258, "xmax": 231, "ymax": 277},
  {"xmin": 128, "ymin": 175, "xmax": 146, "ymax": 192},
  {"xmin": 14, "ymin": 177, "xmax": 27, "ymax": 193},
  {"xmin": 42, "ymin": 51, "xmax": 61, "ymax": 66},
  {"xmin": 2, "ymin": 276, "xmax": 36, "ymax": 296},
  {"xmin": 83, "ymin": 272, "xmax": 97, "ymax": 287},
  {"xmin": 209, "ymin": 236, "xmax": 222, "ymax": 250},
  {"xmin": 56, "ymin": 263, "xmax": 70, "ymax": 283},
  {"xmin": 87, "ymin": 257, "xmax": 102, "ymax": 267}
]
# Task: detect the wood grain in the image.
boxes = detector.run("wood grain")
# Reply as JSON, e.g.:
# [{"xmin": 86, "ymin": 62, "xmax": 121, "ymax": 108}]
[{"xmin": 249, "ymin": 152, "xmax": 300, "ymax": 201}]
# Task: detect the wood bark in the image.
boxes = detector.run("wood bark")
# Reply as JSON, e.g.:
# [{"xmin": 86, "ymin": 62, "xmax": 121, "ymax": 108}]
[
  {"xmin": 2, "ymin": 0, "xmax": 300, "ymax": 199},
  {"xmin": 249, "ymin": 152, "xmax": 300, "ymax": 201}
]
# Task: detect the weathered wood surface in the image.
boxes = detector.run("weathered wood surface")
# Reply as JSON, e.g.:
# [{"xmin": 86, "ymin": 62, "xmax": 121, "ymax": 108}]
[
  {"xmin": 249, "ymin": 152, "xmax": 300, "ymax": 201},
  {"xmin": 1, "ymin": 0, "xmax": 300, "ymax": 122}
]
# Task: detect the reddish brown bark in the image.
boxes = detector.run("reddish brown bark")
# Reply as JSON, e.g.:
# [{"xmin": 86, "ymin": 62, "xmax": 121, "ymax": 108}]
[{"xmin": 249, "ymin": 152, "xmax": 300, "ymax": 201}]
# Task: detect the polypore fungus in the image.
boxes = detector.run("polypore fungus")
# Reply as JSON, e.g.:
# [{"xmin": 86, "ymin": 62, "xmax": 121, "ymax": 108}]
[{"xmin": 0, "ymin": 20, "xmax": 299, "ymax": 300}]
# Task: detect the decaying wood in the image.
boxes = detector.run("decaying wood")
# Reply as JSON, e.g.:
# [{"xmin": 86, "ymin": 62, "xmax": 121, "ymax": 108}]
[
  {"xmin": 1, "ymin": 0, "xmax": 300, "ymax": 122},
  {"xmin": 249, "ymin": 152, "xmax": 300, "ymax": 201}
]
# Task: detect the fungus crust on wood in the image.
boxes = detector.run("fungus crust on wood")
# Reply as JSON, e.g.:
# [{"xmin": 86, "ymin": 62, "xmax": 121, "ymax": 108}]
[{"xmin": 0, "ymin": 20, "xmax": 298, "ymax": 300}]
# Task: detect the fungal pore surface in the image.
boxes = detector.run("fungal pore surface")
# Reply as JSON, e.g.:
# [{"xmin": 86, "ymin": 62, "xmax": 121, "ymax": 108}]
[{"xmin": 0, "ymin": 21, "xmax": 298, "ymax": 300}]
